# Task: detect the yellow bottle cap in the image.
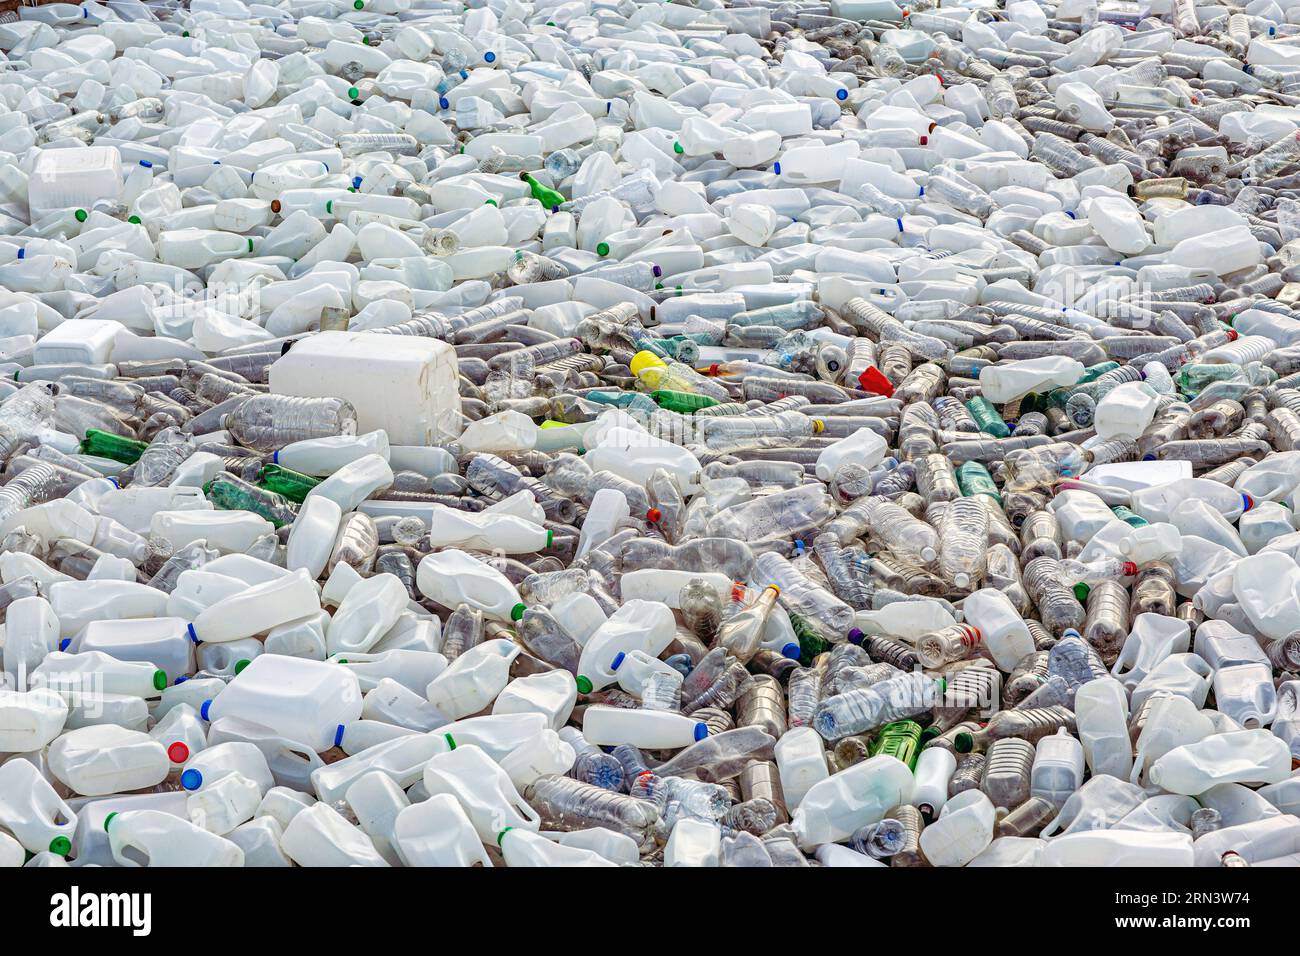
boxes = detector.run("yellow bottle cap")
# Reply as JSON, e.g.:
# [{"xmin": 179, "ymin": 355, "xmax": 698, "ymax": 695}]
[
  {"xmin": 629, "ymin": 350, "xmax": 666, "ymax": 376},
  {"xmin": 812, "ymin": 419, "xmax": 825, "ymax": 433}
]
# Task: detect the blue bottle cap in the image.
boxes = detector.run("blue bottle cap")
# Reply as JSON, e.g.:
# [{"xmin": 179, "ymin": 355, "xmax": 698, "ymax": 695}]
[
  {"xmin": 199, "ymin": 699, "xmax": 212, "ymax": 721},
  {"xmin": 773, "ymin": 161, "xmax": 781, "ymax": 175},
  {"xmin": 59, "ymin": 639, "xmax": 70, "ymax": 651},
  {"xmin": 693, "ymin": 723, "xmax": 709, "ymax": 742},
  {"xmin": 334, "ymin": 724, "xmax": 346, "ymax": 747},
  {"xmin": 187, "ymin": 623, "xmax": 199, "ymax": 645},
  {"xmin": 782, "ymin": 642, "xmax": 802, "ymax": 659},
  {"xmin": 484, "ymin": 51, "xmax": 496, "ymax": 62},
  {"xmin": 610, "ymin": 651, "xmax": 625, "ymax": 671},
  {"xmin": 439, "ymin": 96, "xmax": 450, "ymax": 109},
  {"xmin": 180, "ymin": 768, "xmax": 202, "ymax": 790},
  {"xmin": 836, "ymin": 88, "xmax": 848, "ymax": 100}
]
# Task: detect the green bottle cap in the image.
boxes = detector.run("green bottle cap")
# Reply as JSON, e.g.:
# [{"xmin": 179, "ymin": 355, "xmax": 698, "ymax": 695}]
[
  {"xmin": 673, "ymin": 141, "xmax": 683, "ymax": 154},
  {"xmin": 49, "ymin": 836, "xmax": 71, "ymax": 857},
  {"xmin": 596, "ymin": 242, "xmax": 609, "ymax": 256},
  {"xmin": 234, "ymin": 659, "xmax": 251, "ymax": 675},
  {"xmin": 127, "ymin": 215, "xmax": 141, "ymax": 225},
  {"xmin": 575, "ymin": 675, "xmax": 592, "ymax": 694},
  {"xmin": 445, "ymin": 734, "xmax": 456, "ymax": 750},
  {"xmin": 153, "ymin": 669, "xmax": 167, "ymax": 691},
  {"xmin": 953, "ymin": 732, "xmax": 973, "ymax": 754},
  {"xmin": 74, "ymin": 209, "xmax": 87, "ymax": 222},
  {"xmin": 510, "ymin": 602, "xmax": 526, "ymax": 621},
  {"xmin": 104, "ymin": 812, "xmax": 118, "ymax": 832},
  {"xmin": 546, "ymin": 530, "xmax": 554, "ymax": 547},
  {"xmin": 348, "ymin": 87, "xmax": 359, "ymax": 99},
  {"xmin": 497, "ymin": 827, "xmax": 513, "ymax": 846}
]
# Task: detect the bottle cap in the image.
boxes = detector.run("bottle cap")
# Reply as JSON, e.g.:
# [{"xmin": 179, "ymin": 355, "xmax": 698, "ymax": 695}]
[
  {"xmin": 103, "ymin": 812, "xmax": 118, "ymax": 832},
  {"xmin": 180, "ymin": 769, "xmax": 202, "ymax": 791},
  {"xmin": 693, "ymin": 723, "xmax": 709, "ymax": 741},
  {"xmin": 167, "ymin": 742, "xmax": 190, "ymax": 764},
  {"xmin": 49, "ymin": 836, "xmax": 71, "ymax": 857},
  {"xmin": 575, "ymin": 675, "xmax": 593, "ymax": 694},
  {"xmin": 510, "ymin": 603, "xmax": 526, "ymax": 621}
]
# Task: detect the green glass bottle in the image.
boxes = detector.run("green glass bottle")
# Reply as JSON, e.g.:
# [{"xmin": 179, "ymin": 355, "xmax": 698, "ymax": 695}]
[
  {"xmin": 520, "ymin": 172, "xmax": 565, "ymax": 211},
  {"xmin": 258, "ymin": 463, "xmax": 320, "ymax": 503},
  {"xmin": 956, "ymin": 460, "xmax": 1002, "ymax": 503},
  {"xmin": 965, "ymin": 396, "xmax": 1010, "ymax": 438},
  {"xmin": 869, "ymin": 720, "xmax": 923, "ymax": 769},
  {"xmin": 652, "ymin": 390, "xmax": 718, "ymax": 413},
  {"xmin": 205, "ymin": 474, "xmax": 298, "ymax": 528},
  {"xmin": 80, "ymin": 429, "xmax": 148, "ymax": 464},
  {"xmin": 1111, "ymin": 504, "xmax": 1149, "ymax": 528}
]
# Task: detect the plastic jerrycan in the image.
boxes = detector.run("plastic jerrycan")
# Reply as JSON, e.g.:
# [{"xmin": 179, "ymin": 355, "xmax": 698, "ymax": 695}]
[
  {"xmin": 281, "ymin": 802, "xmax": 390, "ymax": 867},
  {"xmin": 69, "ymin": 617, "xmax": 194, "ymax": 684},
  {"xmin": 1074, "ymin": 678, "xmax": 1133, "ymax": 780},
  {"xmin": 423, "ymin": 745, "xmax": 541, "ymax": 843},
  {"xmin": 1111, "ymin": 613, "xmax": 1191, "ymax": 690},
  {"xmin": 791, "ymin": 755, "xmax": 915, "ymax": 850},
  {"xmin": 107, "ymin": 810, "xmax": 245, "ymax": 867},
  {"xmin": 150, "ymin": 704, "xmax": 209, "ymax": 767},
  {"xmin": 0, "ymin": 758, "xmax": 77, "ymax": 856},
  {"xmin": 1148, "ymin": 730, "xmax": 1293, "ymax": 794},
  {"xmin": 664, "ymin": 817, "xmax": 723, "ymax": 867},
  {"xmin": 44, "ymin": 724, "xmax": 169, "ymax": 798},
  {"xmin": 1130, "ymin": 694, "xmax": 1216, "ymax": 785},
  {"xmin": 1031, "ymin": 728, "xmax": 1086, "ymax": 807},
  {"xmin": 31, "ymin": 651, "xmax": 166, "ymax": 700},
  {"xmin": 501, "ymin": 826, "xmax": 619, "ymax": 867},
  {"xmin": 435, "ymin": 713, "xmax": 551, "ymax": 762},
  {"xmin": 918, "ymin": 790, "xmax": 997, "ymax": 867},
  {"xmin": 178, "ymin": 741, "xmax": 274, "ymax": 796},
  {"xmin": 499, "ymin": 731, "xmax": 577, "ymax": 791},
  {"xmin": 326, "ymin": 573, "xmax": 409, "ymax": 656},
  {"xmin": 286, "ymin": 495, "xmax": 343, "ymax": 579},
  {"xmin": 392, "ymin": 794, "xmax": 493, "ymax": 867},
  {"xmin": 961, "ymin": 588, "xmax": 1034, "ymax": 669},
  {"xmin": 207, "ymin": 716, "xmax": 326, "ymax": 792},
  {"xmin": 345, "ymin": 772, "xmax": 410, "ymax": 866},
  {"xmin": 492, "ymin": 669, "xmax": 578, "ymax": 731},
  {"xmin": 582, "ymin": 705, "xmax": 707, "ymax": 749},
  {"xmin": 189, "ymin": 569, "xmax": 321, "ymax": 644},
  {"xmin": 775, "ymin": 726, "xmax": 831, "ymax": 811},
  {"xmin": 1233, "ymin": 552, "xmax": 1300, "ymax": 640},
  {"xmin": 576, "ymin": 599, "xmax": 678, "ymax": 693},
  {"xmin": 425, "ymin": 639, "xmax": 520, "ymax": 720},
  {"xmin": 0, "ymin": 688, "xmax": 68, "ymax": 752},
  {"xmin": 1041, "ymin": 830, "xmax": 1194, "ymax": 867},
  {"xmin": 1213, "ymin": 664, "xmax": 1278, "ymax": 730},
  {"xmin": 311, "ymin": 733, "xmax": 453, "ymax": 806},
  {"xmin": 187, "ymin": 772, "xmax": 265, "ymax": 836},
  {"xmin": 416, "ymin": 549, "xmax": 526, "ymax": 622},
  {"xmin": 202, "ymin": 655, "xmax": 363, "ymax": 753}
]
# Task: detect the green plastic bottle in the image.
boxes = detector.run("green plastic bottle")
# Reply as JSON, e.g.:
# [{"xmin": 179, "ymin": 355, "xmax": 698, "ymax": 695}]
[
  {"xmin": 789, "ymin": 613, "xmax": 831, "ymax": 666},
  {"xmin": 520, "ymin": 172, "xmax": 565, "ymax": 210},
  {"xmin": 258, "ymin": 463, "xmax": 320, "ymax": 503},
  {"xmin": 1078, "ymin": 361, "xmax": 1120, "ymax": 385},
  {"xmin": 1111, "ymin": 504, "xmax": 1149, "ymax": 528},
  {"xmin": 1179, "ymin": 363, "xmax": 1240, "ymax": 395},
  {"xmin": 956, "ymin": 461, "xmax": 1002, "ymax": 502},
  {"xmin": 965, "ymin": 396, "xmax": 1010, "ymax": 437},
  {"xmin": 79, "ymin": 429, "xmax": 149, "ymax": 464},
  {"xmin": 869, "ymin": 720, "xmax": 923, "ymax": 769},
  {"xmin": 205, "ymin": 474, "xmax": 299, "ymax": 528},
  {"xmin": 652, "ymin": 390, "xmax": 718, "ymax": 413}
]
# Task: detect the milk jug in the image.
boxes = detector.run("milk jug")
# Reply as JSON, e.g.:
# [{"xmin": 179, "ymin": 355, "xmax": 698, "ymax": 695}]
[
  {"xmin": 664, "ymin": 817, "xmax": 722, "ymax": 867},
  {"xmin": 581, "ymin": 706, "xmax": 708, "ymax": 749},
  {"xmin": 425, "ymin": 639, "xmax": 520, "ymax": 719},
  {"xmin": 190, "ymin": 569, "xmax": 322, "ymax": 644},
  {"xmin": 423, "ymin": 744, "xmax": 541, "ymax": 842},
  {"xmin": 1111, "ymin": 613, "xmax": 1190, "ymax": 690},
  {"xmin": 392, "ymin": 793, "xmax": 493, "ymax": 867},
  {"xmin": 416, "ymin": 549, "xmax": 526, "ymax": 621},
  {"xmin": 0, "ymin": 758, "xmax": 77, "ymax": 856},
  {"xmin": 1148, "ymin": 730, "xmax": 1292, "ymax": 794},
  {"xmin": 918, "ymin": 790, "xmax": 996, "ymax": 867},
  {"xmin": 107, "ymin": 810, "xmax": 244, "ymax": 867},
  {"xmin": 1075, "ymin": 678, "xmax": 1132, "ymax": 779},
  {"xmin": 791, "ymin": 755, "xmax": 914, "ymax": 849},
  {"xmin": 281, "ymin": 802, "xmax": 390, "ymax": 867},
  {"xmin": 576, "ymin": 600, "xmax": 677, "ymax": 693},
  {"xmin": 1031, "ymin": 727, "xmax": 1085, "ymax": 807},
  {"xmin": 775, "ymin": 726, "xmax": 831, "ymax": 811},
  {"xmin": 0, "ymin": 688, "xmax": 67, "ymax": 752},
  {"xmin": 961, "ymin": 588, "xmax": 1034, "ymax": 669},
  {"xmin": 326, "ymin": 573, "xmax": 409, "ymax": 656},
  {"xmin": 502, "ymin": 825, "xmax": 619, "ymax": 867},
  {"xmin": 48, "ymin": 725, "xmax": 169, "ymax": 796},
  {"xmin": 202, "ymin": 655, "xmax": 363, "ymax": 752},
  {"xmin": 179, "ymin": 741, "xmax": 274, "ymax": 795}
]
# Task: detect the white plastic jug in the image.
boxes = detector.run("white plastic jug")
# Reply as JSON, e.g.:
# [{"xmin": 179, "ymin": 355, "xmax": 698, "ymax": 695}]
[
  {"xmin": 422, "ymin": 744, "xmax": 541, "ymax": 842},
  {"xmin": 416, "ymin": 549, "xmax": 526, "ymax": 622},
  {"xmin": 425, "ymin": 639, "xmax": 520, "ymax": 720},
  {"xmin": 1075, "ymin": 677, "xmax": 1133, "ymax": 780},
  {"xmin": 107, "ymin": 810, "xmax": 244, "ymax": 867},
  {"xmin": 1148, "ymin": 730, "xmax": 1292, "ymax": 794},
  {"xmin": 393, "ymin": 793, "xmax": 493, "ymax": 867},
  {"xmin": 918, "ymin": 789, "xmax": 996, "ymax": 867},
  {"xmin": 791, "ymin": 755, "xmax": 914, "ymax": 849}
]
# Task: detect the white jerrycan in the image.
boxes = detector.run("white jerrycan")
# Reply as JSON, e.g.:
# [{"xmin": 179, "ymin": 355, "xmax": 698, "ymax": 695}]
[
  {"xmin": 392, "ymin": 793, "xmax": 493, "ymax": 867},
  {"xmin": 228, "ymin": 817, "xmax": 292, "ymax": 868},
  {"xmin": 499, "ymin": 731, "xmax": 576, "ymax": 791},
  {"xmin": 70, "ymin": 617, "xmax": 194, "ymax": 685},
  {"xmin": 363, "ymin": 678, "xmax": 450, "ymax": 732},
  {"xmin": 2, "ymin": 595, "xmax": 58, "ymax": 688},
  {"xmin": 107, "ymin": 810, "xmax": 244, "ymax": 867},
  {"xmin": 150, "ymin": 704, "xmax": 209, "ymax": 767},
  {"xmin": 423, "ymin": 744, "xmax": 541, "ymax": 843},
  {"xmin": 416, "ymin": 549, "xmax": 526, "ymax": 622},
  {"xmin": 501, "ymin": 825, "xmax": 619, "ymax": 867},
  {"xmin": 208, "ymin": 716, "xmax": 325, "ymax": 792},
  {"xmin": 1192, "ymin": 815, "xmax": 1300, "ymax": 866},
  {"xmin": 275, "ymin": 431, "xmax": 391, "ymax": 477},
  {"xmin": 326, "ymin": 572, "xmax": 408, "ymax": 656},
  {"xmin": 31, "ymin": 651, "xmax": 166, "ymax": 699},
  {"xmin": 202, "ymin": 655, "xmax": 363, "ymax": 752},
  {"xmin": 576, "ymin": 599, "xmax": 677, "ymax": 693},
  {"xmin": 179, "ymin": 741, "xmax": 274, "ymax": 795},
  {"xmin": 0, "ymin": 758, "xmax": 77, "ymax": 856},
  {"xmin": 1111, "ymin": 613, "xmax": 1191, "ymax": 690},
  {"xmin": 961, "ymin": 588, "xmax": 1034, "ymax": 669},
  {"xmin": 190, "ymin": 569, "xmax": 322, "ymax": 644},
  {"xmin": 1093, "ymin": 382, "xmax": 1159, "ymax": 441},
  {"xmin": 305, "ymin": 454, "xmax": 394, "ymax": 512},
  {"xmin": 1074, "ymin": 677, "xmax": 1133, "ymax": 780},
  {"xmin": 311, "ymin": 732, "xmax": 452, "ymax": 805},
  {"xmin": 0, "ymin": 688, "xmax": 67, "ymax": 752},
  {"xmin": 918, "ymin": 789, "xmax": 996, "ymax": 867},
  {"xmin": 911, "ymin": 746, "xmax": 957, "ymax": 820},
  {"xmin": 333, "ymin": 649, "xmax": 448, "ymax": 695},
  {"xmin": 281, "ymin": 802, "xmax": 390, "ymax": 867},
  {"xmin": 775, "ymin": 725, "xmax": 831, "ymax": 811},
  {"xmin": 544, "ymin": 828, "xmax": 641, "ymax": 866},
  {"xmin": 425, "ymin": 639, "xmax": 521, "ymax": 719},
  {"xmin": 492, "ymin": 669, "xmax": 578, "ymax": 730},
  {"xmin": 581, "ymin": 706, "xmax": 708, "ymax": 749},
  {"xmin": 423, "ymin": 505, "xmax": 550, "ymax": 554},
  {"xmin": 1031, "ymin": 728, "xmax": 1085, "ymax": 807},
  {"xmin": 187, "ymin": 773, "xmax": 262, "ymax": 835},
  {"xmin": 1148, "ymin": 730, "xmax": 1293, "ymax": 794},
  {"xmin": 1131, "ymin": 694, "xmax": 1217, "ymax": 784},
  {"xmin": 1041, "ymin": 830, "xmax": 1194, "ymax": 866},
  {"xmin": 46, "ymin": 580, "xmax": 168, "ymax": 638},
  {"xmin": 286, "ymin": 494, "xmax": 343, "ymax": 579},
  {"xmin": 791, "ymin": 755, "xmax": 914, "ymax": 850},
  {"xmin": 48, "ymin": 725, "xmax": 169, "ymax": 796},
  {"xmin": 1213, "ymin": 664, "xmax": 1278, "ymax": 730},
  {"xmin": 664, "ymin": 817, "xmax": 722, "ymax": 867},
  {"xmin": 436, "ymin": 713, "xmax": 551, "ymax": 761},
  {"xmin": 1040, "ymin": 775, "xmax": 1147, "ymax": 838},
  {"xmin": 346, "ymin": 771, "xmax": 410, "ymax": 866},
  {"xmin": 1113, "ymin": 794, "xmax": 1199, "ymax": 834}
]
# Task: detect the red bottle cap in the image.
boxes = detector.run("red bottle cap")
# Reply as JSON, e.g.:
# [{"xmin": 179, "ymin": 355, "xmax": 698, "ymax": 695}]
[{"xmin": 858, "ymin": 366, "xmax": 895, "ymax": 397}]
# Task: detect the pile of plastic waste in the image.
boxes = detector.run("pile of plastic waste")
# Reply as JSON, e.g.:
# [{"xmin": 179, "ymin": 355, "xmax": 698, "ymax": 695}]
[{"xmin": 7, "ymin": 0, "xmax": 1300, "ymax": 868}]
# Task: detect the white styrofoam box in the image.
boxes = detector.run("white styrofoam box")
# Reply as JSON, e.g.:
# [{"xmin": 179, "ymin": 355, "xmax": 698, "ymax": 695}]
[
  {"xmin": 33, "ymin": 319, "xmax": 123, "ymax": 365},
  {"xmin": 27, "ymin": 146, "xmax": 123, "ymax": 220},
  {"xmin": 269, "ymin": 331, "xmax": 462, "ymax": 444}
]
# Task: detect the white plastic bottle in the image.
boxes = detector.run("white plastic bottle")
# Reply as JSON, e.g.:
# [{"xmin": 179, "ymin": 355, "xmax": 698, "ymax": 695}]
[
  {"xmin": 1075, "ymin": 677, "xmax": 1133, "ymax": 780},
  {"xmin": 575, "ymin": 600, "xmax": 677, "ymax": 693},
  {"xmin": 0, "ymin": 758, "xmax": 78, "ymax": 856},
  {"xmin": 190, "ymin": 570, "xmax": 322, "ymax": 645},
  {"xmin": 792, "ymin": 755, "xmax": 915, "ymax": 849},
  {"xmin": 911, "ymin": 746, "xmax": 957, "ymax": 821},
  {"xmin": 581, "ymin": 706, "xmax": 708, "ymax": 749},
  {"xmin": 500, "ymin": 826, "xmax": 618, "ymax": 867},
  {"xmin": 961, "ymin": 589, "xmax": 1034, "ymax": 670},
  {"xmin": 1031, "ymin": 727, "xmax": 1085, "ymax": 807}
]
